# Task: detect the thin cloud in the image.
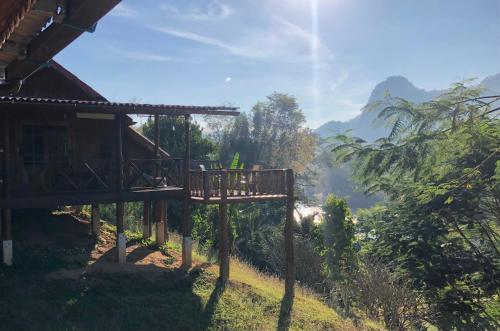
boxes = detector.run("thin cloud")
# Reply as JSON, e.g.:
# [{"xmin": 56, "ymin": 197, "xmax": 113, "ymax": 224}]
[
  {"xmin": 110, "ymin": 4, "xmax": 138, "ymax": 18},
  {"xmin": 149, "ymin": 26, "xmax": 252, "ymax": 57},
  {"xmin": 109, "ymin": 48, "xmax": 177, "ymax": 63},
  {"xmin": 160, "ymin": 1, "xmax": 234, "ymax": 21}
]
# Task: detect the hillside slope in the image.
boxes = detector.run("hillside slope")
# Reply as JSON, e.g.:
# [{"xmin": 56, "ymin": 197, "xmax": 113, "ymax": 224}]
[{"xmin": 0, "ymin": 211, "xmax": 381, "ymax": 331}]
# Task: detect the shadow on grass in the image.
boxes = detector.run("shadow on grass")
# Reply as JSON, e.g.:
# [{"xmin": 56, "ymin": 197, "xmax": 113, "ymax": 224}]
[
  {"xmin": 277, "ymin": 293, "xmax": 294, "ymax": 331},
  {"xmin": 202, "ymin": 278, "xmax": 226, "ymax": 330}
]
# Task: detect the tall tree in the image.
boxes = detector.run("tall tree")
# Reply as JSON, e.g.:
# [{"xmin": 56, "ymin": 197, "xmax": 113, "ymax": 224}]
[
  {"xmin": 219, "ymin": 92, "xmax": 315, "ymax": 172},
  {"xmin": 332, "ymin": 82, "xmax": 500, "ymax": 328}
]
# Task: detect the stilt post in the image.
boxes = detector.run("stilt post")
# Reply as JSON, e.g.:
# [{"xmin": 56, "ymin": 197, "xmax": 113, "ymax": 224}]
[
  {"xmin": 116, "ymin": 117, "xmax": 126, "ymax": 264},
  {"xmin": 2, "ymin": 209, "xmax": 12, "ymax": 266},
  {"xmin": 284, "ymin": 169, "xmax": 295, "ymax": 298},
  {"xmin": 219, "ymin": 170, "xmax": 230, "ymax": 283},
  {"xmin": 155, "ymin": 200, "xmax": 165, "ymax": 246},
  {"xmin": 182, "ymin": 115, "xmax": 192, "ymax": 268},
  {"xmin": 143, "ymin": 200, "xmax": 151, "ymax": 240},
  {"xmin": 91, "ymin": 204, "xmax": 100, "ymax": 237},
  {"xmin": 116, "ymin": 202, "xmax": 126, "ymax": 264}
]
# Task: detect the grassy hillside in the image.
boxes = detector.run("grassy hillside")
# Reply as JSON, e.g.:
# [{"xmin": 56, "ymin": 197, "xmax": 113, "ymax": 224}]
[{"xmin": 0, "ymin": 212, "xmax": 382, "ymax": 330}]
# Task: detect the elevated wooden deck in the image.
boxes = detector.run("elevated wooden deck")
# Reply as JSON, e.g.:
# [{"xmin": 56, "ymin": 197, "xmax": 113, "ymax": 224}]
[
  {"xmin": 1, "ymin": 159, "xmax": 292, "ymax": 208},
  {"xmin": 190, "ymin": 169, "xmax": 292, "ymax": 204}
]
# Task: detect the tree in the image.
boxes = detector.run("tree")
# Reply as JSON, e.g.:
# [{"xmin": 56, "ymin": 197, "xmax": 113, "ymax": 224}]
[
  {"xmin": 142, "ymin": 116, "xmax": 215, "ymax": 160},
  {"xmin": 218, "ymin": 92, "xmax": 315, "ymax": 172},
  {"xmin": 321, "ymin": 194, "xmax": 354, "ymax": 281},
  {"xmin": 332, "ymin": 81, "xmax": 500, "ymax": 328}
]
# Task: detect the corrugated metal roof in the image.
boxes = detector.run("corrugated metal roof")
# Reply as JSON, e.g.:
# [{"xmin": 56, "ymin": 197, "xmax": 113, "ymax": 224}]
[{"xmin": 0, "ymin": 96, "xmax": 240, "ymax": 116}]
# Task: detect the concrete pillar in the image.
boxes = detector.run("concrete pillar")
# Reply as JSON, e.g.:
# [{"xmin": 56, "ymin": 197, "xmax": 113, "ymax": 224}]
[
  {"xmin": 154, "ymin": 200, "xmax": 165, "ymax": 246},
  {"xmin": 116, "ymin": 202, "xmax": 126, "ymax": 264},
  {"xmin": 91, "ymin": 204, "xmax": 100, "ymax": 237},
  {"xmin": 2, "ymin": 209, "xmax": 12, "ymax": 266},
  {"xmin": 142, "ymin": 200, "xmax": 151, "ymax": 240}
]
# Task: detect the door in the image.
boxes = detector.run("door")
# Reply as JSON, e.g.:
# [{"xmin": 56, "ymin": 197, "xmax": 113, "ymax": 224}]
[{"xmin": 21, "ymin": 125, "xmax": 69, "ymax": 193}]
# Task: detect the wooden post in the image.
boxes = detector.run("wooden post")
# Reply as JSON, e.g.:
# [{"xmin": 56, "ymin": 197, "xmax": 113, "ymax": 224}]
[
  {"xmin": 143, "ymin": 200, "xmax": 151, "ymax": 240},
  {"xmin": 116, "ymin": 202, "xmax": 126, "ymax": 264},
  {"xmin": 155, "ymin": 200, "xmax": 165, "ymax": 246},
  {"xmin": 2, "ymin": 111, "xmax": 10, "ymax": 197},
  {"xmin": 91, "ymin": 204, "xmax": 100, "ymax": 237},
  {"xmin": 284, "ymin": 169, "xmax": 295, "ymax": 298},
  {"xmin": 163, "ymin": 200, "xmax": 169, "ymax": 241},
  {"xmin": 116, "ymin": 116, "xmax": 124, "ymax": 191},
  {"xmin": 219, "ymin": 170, "xmax": 230, "ymax": 283},
  {"xmin": 2, "ymin": 209, "xmax": 12, "ymax": 266},
  {"xmin": 154, "ymin": 114, "xmax": 160, "ymax": 158},
  {"xmin": 2, "ymin": 113, "xmax": 12, "ymax": 266},
  {"xmin": 182, "ymin": 115, "xmax": 192, "ymax": 268}
]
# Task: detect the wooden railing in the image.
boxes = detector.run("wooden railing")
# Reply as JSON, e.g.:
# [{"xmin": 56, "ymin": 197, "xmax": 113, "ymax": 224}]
[
  {"xmin": 123, "ymin": 158, "xmax": 184, "ymax": 189},
  {"xmin": 190, "ymin": 169, "xmax": 289, "ymax": 200},
  {"xmin": 15, "ymin": 160, "xmax": 115, "ymax": 195}
]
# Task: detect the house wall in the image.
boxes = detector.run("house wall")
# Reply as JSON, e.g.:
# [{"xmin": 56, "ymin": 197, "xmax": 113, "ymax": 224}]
[{"xmin": 5, "ymin": 110, "xmax": 155, "ymax": 196}]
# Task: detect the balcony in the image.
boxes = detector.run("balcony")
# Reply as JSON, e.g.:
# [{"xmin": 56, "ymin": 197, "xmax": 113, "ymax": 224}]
[{"xmin": 1, "ymin": 158, "xmax": 291, "ymax": 208}]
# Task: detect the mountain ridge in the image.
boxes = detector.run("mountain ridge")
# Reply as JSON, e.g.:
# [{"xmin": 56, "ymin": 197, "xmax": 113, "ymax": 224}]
[{"xmin": 315, "ymin": 74, "xmax": 500, "ymax": 141}]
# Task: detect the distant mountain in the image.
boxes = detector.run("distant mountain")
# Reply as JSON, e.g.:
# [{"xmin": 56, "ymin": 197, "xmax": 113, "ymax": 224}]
[
  {"xmin": 315, "ymin": 74, "xmax": 500, "ymax": 141},
  {"xmin": 311, "ymin": 74, "xmax": 500, "ymax": 211}
]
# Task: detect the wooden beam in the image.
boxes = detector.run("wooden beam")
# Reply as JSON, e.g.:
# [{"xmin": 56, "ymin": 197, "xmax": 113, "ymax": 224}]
[
  {"xmin": 0, "ymin": 187, "xmax": 184, "ymax": 209},
  {"xmin": 142, "ymin": 200, "xmax": 151, "ymax": 240},
  {"xmin": 6, "ymin": 0, "xmax": 121, "ymax": 83},
  {"xmin": 2, "ymin": 111, "xmax": 10, "ymax": 198},
  {"xmin": 284, "ymin": 169, "xmax": 295, "ymax": 298},
  {"xmin": 154, "ymin": 114, "xmax": 160, "ymax": 158},
  {"xmin": 219, "ymin": 170, "xmax": 230, "ymax": 283},
  {"xmin": 116, "ymin": 116, "xmax": 123, "ymax": 191}
]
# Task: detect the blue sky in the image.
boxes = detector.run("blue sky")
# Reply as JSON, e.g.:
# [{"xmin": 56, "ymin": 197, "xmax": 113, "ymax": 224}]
[{"xmin": 55, "ymin": 0, "xmax": 500, "ymax": 128}]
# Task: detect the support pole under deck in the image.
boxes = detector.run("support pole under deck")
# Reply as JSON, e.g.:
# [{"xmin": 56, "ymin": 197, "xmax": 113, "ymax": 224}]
[
  {"xmin": 284, "ymin": 169, "xmax": 295, "ymax": 298},
  {"xmin": 219, "ymin": 170, "xmax": 230, "ymax": 283},
  {"xmin": 143, "ymin": 200, "xmax": 151, "ymax": 240},
  {"xmin": 2, "ymin": 209, "xmax": 12, "ymax": 266},
  {"xmin": 154, "ymin": 200, "xmax": 165, "ymax": 246},
  {"xmin": 182, "ymin": 115, "xmax": 192, "ymax": 268},
  {"xmin": 91, "ymin": 204, "xmax": 100, "ymax": 237},
  {"xmin": 116, "ymin": 202, "xmax": 126, "ymax": 264},
  {"xmin": 2, "ymin": 112, "xmax": 12, "ymax": 266},
  {"xmin": 116, "ymin": 117, "xmax": 126, "ymax": 264}
]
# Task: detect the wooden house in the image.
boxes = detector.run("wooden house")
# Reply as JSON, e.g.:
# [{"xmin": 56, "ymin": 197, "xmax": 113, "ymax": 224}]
[{"xmin": 0, "ymin": 0, "xmax": 294, "ymax": 295}]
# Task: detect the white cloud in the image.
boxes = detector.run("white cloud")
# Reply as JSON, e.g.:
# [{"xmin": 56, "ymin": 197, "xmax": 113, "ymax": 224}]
[
  {"xmin": 160, "ymin": 1, "xmax": 234, "ymax": 21},
  {"xmin": 110, "ymin": 4, "xmax": 138, "ymax": 18},
  {"xmin": 109, "ymin": 48, "xmax": 177, "ymax": 63},
  {"xmin": 149, "ymin": 26, "xmax": 250, "ymax": 56},
  {"xmin": 149, "ymin": 17, "xmax": 333, "ymax": 63}
]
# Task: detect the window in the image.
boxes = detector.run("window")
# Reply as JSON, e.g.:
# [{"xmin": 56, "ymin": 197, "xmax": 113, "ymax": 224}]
[{"xmin": 22, "ymin": 125, "xmax": 69, "ymax": 164}]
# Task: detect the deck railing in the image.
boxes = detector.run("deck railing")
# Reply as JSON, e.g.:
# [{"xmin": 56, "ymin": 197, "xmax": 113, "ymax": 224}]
[
  {"xmin": 15, "ymin": 160, "xmax": 115, "ymax": 195},
  {"xmin": 123, "ymin": 158, "xmax": 184, "ymax": 189},
  {"xmin": 190, "ymin": 169, "xmax": 289, "ymax": 201},
  {"xmin": 11, "ymin": 158, "xmax": 289, "ymax": 200}
]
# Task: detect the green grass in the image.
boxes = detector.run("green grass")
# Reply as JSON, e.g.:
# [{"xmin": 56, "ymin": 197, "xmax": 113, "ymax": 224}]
[{"xmin": 0, "ymin": 225, "xmax": 382, "ymax": 331}]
